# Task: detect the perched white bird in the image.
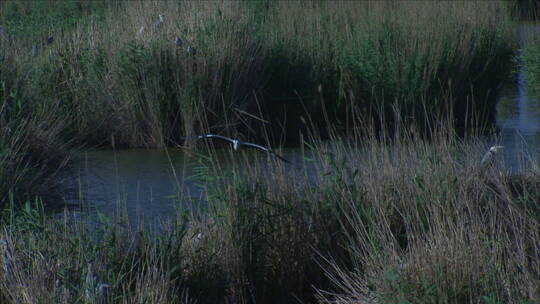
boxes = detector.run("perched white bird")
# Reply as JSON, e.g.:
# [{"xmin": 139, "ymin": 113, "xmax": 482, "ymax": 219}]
[
  {"xmin": 195, "ymin": 134, "xmax": 289, "ymax": 163},
  {"xmin": 153, "ymin": 14, "xmax": 165, "ymax": 30},
  {"xmin": 481, "ymin": 145, "xmax": 504, "ymax": 167}
]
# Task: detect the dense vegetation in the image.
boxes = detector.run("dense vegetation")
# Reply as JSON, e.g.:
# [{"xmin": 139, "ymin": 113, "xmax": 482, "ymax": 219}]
[
  {"xmin": 523, "ymin": 33, "xmax": 540, "ymax": 95},
  {"xmin": 0, "ymin": 0, "xmax": 516, "ymax": 207},
  {"xmin": 0, "ymin": 1, "xmax": 538, "ymax": 303},
  {"xmin": 1, "ymin": 122, "xmax": 539, "ymax": 303}
]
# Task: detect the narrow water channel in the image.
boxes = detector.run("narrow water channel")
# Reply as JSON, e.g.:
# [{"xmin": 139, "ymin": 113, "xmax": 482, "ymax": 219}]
[
  {"xmin": 65, "ymin": 23, "xmax": 540, "ymax": 226},
  {"xmin": 497, "ymin": 23, "xmax": 540, "ymax": 172}
]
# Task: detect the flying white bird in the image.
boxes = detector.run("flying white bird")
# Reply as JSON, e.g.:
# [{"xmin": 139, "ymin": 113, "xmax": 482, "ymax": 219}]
[
  {"xmin": 194, "ymin": 134, "xmax": 289, "ymax": 163},
  {"xmin": 481, "ymin": 145, "xmax": 503, "ymax": 167}
]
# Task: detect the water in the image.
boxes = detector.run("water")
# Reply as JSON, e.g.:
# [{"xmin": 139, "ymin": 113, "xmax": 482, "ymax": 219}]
[
  {"xmin": 68, "ymin": 146, "xmax": 308, "ymax": 227},
  {"xmin": 64, "ymin": 23, "xmax": 540, "ymax": 225},
  {"xmin": 72, "ymin": 149, "xmax": 198, "ymax": 223},
  {"xmin": 496, "ymin": 23, "xmax": 540, "ymax": 172}
]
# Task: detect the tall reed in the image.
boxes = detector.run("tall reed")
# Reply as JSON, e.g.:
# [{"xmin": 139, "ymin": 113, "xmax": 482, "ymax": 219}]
[{"xmin": 0, "ymin": 0, "xmax": 516, "ymax": 148}]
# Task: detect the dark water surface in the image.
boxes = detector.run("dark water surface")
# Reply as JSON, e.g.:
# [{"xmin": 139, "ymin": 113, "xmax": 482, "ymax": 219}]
[
  {"xmin": 64, "ymin": 23, "xmax": 540, "ymax": 225},
  {"xmin": 68, "ymin": 146, "xmax": 309, "ymax": 227}
]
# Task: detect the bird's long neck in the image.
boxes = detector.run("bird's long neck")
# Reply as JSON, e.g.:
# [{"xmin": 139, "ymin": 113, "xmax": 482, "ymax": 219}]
[{"xmin": 233, "ymin": 140, "xmax": 239, "ymax": 151}]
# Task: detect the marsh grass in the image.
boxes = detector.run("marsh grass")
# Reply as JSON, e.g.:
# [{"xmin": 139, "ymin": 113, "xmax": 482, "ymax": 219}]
[
  {"xmin": 0, "ymin": 0, "xmax": 518, "ymax": 205},
  {"xmin": 258, "ymin": 1, "xmax": 515, "ymax": 134},
  {"xmin": 0, "ymin": 92, "xmax": 72, "ymax": 207},
  {"xmin": 0, "ymin": 1, "xmax": 536, "ymax": 303},
  {"xmin": 313, "ymin": 131, "xmax": 540, "ymax": 303},
  {"xmin": 0, "ymin": 115, "xmax": 539, "ymax": 303},
  {"xmin": 0, "ymin": 0, "xmax": 516, "ymax": 147}
]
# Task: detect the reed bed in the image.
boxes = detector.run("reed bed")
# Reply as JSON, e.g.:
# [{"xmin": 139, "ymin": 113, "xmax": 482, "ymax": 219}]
[
  {"xmin": 0, "ymin": 0, "xmax": 515, "ymax": 147},
  {"xmin": 0, "ymin": 119, "xmax": 538, "ymax": 303},
  {"xmin": 0, "ymin": 1, "xmax": 536, "ymax": 303},
  {"xmin": 261, "ymin": 1, "xmax": 514, "ymax": 132},
  {"xmin": 0, "ymin": 1, "xmax": 515, "ymax": 207},
  {"xmin": 0, "ymin": 0, "xmax": 517, "ymax": 206},
  {"xmin": 0, "ymin": 94, "xmax": 72, "ymax": 207}
]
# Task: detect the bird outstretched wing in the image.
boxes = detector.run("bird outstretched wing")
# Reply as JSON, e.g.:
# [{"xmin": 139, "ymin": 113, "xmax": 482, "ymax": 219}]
[
  {"xmin": 242, "ymin": 142, "xmax": 290, "ymax": 163},
  {"xmin": 197, "ymin": 134, "xmax": 235, "ymax": 145}
]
